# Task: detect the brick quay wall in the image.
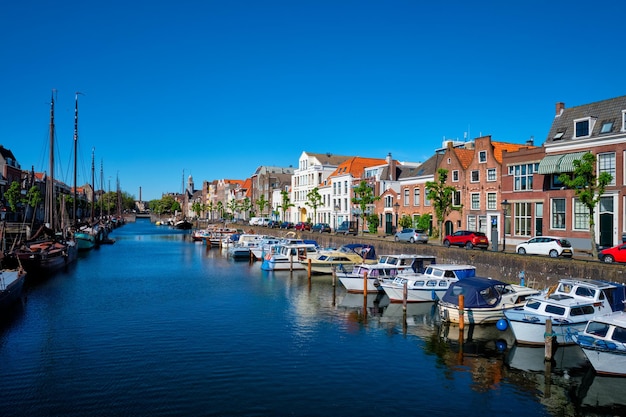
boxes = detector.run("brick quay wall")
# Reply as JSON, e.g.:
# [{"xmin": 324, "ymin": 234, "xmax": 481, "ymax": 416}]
[{"xmin": 248, "ymin": 226, "xmax": 626, "ymax": 289}]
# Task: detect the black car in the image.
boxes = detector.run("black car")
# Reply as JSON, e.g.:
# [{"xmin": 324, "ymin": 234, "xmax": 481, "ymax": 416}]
[
  {"xmin": 279, "ymin": 221, "xmax": 294, "ymax": 229},
  {"xmin": 267, "ymin": 220, "xmax": 281, "ymax": 228},
  {"xmin": 311, "ymin": 223, "xmax": 331, "ymax": 233}
]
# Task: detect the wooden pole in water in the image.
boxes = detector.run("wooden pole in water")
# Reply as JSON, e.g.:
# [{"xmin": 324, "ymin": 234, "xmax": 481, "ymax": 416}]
[
  {"xmin": 458, "ymin": 294, "xmax": 465, "ymax": 330},
  {"xmin": 308, "ymin": 259, "xmax": 312, "ymax": 280},
  {"xmin": 363, "ymin": 272, "xmax": 368, "ymax": 297},
  {"xmin": 403, "ymin": 281, "xmax": 408, "ymax": 312},
  {"xmin": 290, "ymin": 253, "xmax": 293, "ymax": 271},
  {"xmin": 331, "ymin": 266, "xmax": 336, "ymax": 287},
  {"xmin": 544, "ymin": 319, "xmax": 555, "ymax": 361}
]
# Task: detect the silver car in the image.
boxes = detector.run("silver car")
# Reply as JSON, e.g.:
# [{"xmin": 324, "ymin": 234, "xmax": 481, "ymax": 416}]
[{"xmin": 394, "ymin": 228, "xmax": 428, "ymax": 244}]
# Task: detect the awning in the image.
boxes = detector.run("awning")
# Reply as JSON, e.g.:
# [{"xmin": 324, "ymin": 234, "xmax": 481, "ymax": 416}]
[{"xmin": 537, "ymin": 151, "xmax": 588, "ymax": 175}]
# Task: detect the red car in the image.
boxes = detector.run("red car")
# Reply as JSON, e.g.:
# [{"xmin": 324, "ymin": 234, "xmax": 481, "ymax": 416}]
[
  {"xmin": 443, "ymin": 230, "xmax": 489, "ymax": 250},
  {"xmin": 599, "ymin": 243, "xmax": 626, "ymax": 263},
  {"xmin": 294, "ymin": 222, "xmax": 311, "ymax": 231}
]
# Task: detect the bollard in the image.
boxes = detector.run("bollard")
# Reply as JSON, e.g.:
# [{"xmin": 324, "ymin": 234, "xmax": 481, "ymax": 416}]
[
  {"xmin": 459, "ymin": 294, "xmax": 465, "ymax": 330},
  {"xmin": 544, "ymin": 319, "xmax": 555, "ymax": 361},
  {"xmin": 403, "ymin": 281, "xmax": 408, "ymax": 312},
  {"xmin": 363, "ymin": 271, "xmax": 368, "ymax": 297}
]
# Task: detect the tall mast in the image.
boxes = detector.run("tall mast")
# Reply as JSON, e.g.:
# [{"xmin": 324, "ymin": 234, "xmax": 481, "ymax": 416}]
[
  {"xmin": 73, "ymin": 92, "xmax": 79, "ymax": 225},
  {"xmin": 46, "ymin": 90, "xmax": 56, "ymax": 228},
  {"xmin": 91, "ymin": 147, "xmax": 95, "ymax": 222},
  {"xmin": 100, "ymin": 159, "xmax": 104, "ymax": 218}
]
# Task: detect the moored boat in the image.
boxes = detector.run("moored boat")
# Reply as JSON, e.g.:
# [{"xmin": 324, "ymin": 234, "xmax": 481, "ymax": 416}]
[
  {"xmin": 0, "ymin": 266, "xmax": 27, "ymax": 309},
  {"xmin": 438, "ymin": 276, "xmax": 541, "ymax": 324},
  {"xmin": 260, "ymin": 242, "xmax": 319, "ymax": 271},
  {"xmin": 303, "ymin": 243, "xmax": 377, "ymax": 275},
  {"xmin": 380, "ymin": 264, "xmax": 476, "ymax": 302},
  {"xmin": 504, "ymin": 278, "xmax": 626, "ymax": 346},
  {"xmin": 572, "ymin": 311, "xmax": 626, "ymax": 376}
]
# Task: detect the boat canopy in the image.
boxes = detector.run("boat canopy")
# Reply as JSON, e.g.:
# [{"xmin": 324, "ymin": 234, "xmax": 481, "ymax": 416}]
[
  {"xmin": 441, "ymin": 276, "xmax": 509, "ymax": 309},
  {"xmin": 339, "ymin": 244, "xmax": 377, "ymax": 261}
]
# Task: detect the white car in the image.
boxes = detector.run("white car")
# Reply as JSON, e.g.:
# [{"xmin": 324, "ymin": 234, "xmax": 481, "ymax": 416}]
[{"xmin": 515, "ymin": 236, "xmax": 574, "ymax": 258}]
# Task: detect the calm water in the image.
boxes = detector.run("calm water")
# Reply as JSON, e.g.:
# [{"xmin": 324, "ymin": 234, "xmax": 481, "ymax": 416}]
[{"xmin": 0, "ymin": 218, "xmax": 622, "ymax": 417}]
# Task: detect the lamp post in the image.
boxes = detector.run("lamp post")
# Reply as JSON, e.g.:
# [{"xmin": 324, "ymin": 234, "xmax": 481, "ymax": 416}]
[
  {"xmin": 501, "ymin": 199, "xmax": 510, "ymax": 252},
  {"xmin": 393, "ymin": 202, "xmax": 400, "ymax": 233}
]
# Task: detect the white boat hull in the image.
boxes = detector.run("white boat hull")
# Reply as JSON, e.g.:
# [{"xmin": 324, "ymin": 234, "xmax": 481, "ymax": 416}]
[
  {"xmin": 382, "ymin": 284, "xmax": 446, "ymax": 303},
  {"xmin": 580, "ymin": 347, "xmax": 626, "ymax": 376},
  {"xmin": 338, "ymin": 276, "xmax": 382, "ymax": 293},
  {"xmin": 439, "ymin": 303, "xmax": 515, "ymax": 324},
  {"xmin": 505, "ymin": 312, "xmax": 586, "ymax": 345}
]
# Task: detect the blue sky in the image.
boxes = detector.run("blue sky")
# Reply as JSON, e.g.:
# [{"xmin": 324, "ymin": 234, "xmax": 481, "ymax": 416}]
[{"xmin": 2, "ymin": 1, "xmax": 624, "ymax": 201}]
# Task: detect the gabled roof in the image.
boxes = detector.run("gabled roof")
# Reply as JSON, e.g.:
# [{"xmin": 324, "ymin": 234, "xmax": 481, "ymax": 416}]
[
  {"xmin": 454, "ymin": 148, "xmax": 474, "ymax": 169},
  {"xmin": 546, "ymin": 95, "xmax": 626, "ymax": 145},
  {"xmin": 396, "ymin": 154, "xmax": 438, "ymax": 179},
  {"xmin": 0, "ymin": 145, "xmax": 17, "ymax": 161},
  {"xmin": 303, "ymin": 152, "xmax": 353, "ymax": 166},
  {"xmin": 329, "ymin": 156, "xmax": 389, "ymax": 179}
]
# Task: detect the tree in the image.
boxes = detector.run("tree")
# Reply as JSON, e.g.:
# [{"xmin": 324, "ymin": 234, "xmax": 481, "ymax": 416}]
[
  {"xmin": 366, "ymin": 213, "xmax": 379, "ymax": 233},
  {"xmin": 206, "ymin": 201, "xmax": 214, "ymax": 221},
  {"xmin": 227, "ymin": 199, "xmax": 239, "ymax": 221},
  {"xmin": 5, "ymin": 181, "xmax": 22, "ymax": 213},
  {"xmin": 305, "ymin": 187, "xmax": 323, "ymax": 223},
  {"xmin": 240, "ymin": 197, "xmax": 252, "ymax": 220},
  {"xmin": 399, "ymin": 215, "xmax": 412, "ymax": 229},
  {"xmin": 216, "ymin": 201, "xmax": 224, "ymax": 220},
  {"xmin": 415, "ymin": 213, "xmax": 432, "ymax": 234},
  {"xmin": 255, "ymin": 195, "xmax": 269, "ymax": 217},
  {"xmin": 351, "ymin": 181, "xmax": 380, "ymax": 235},
  {"xmin": 277, "ymin": 190, "xmax": 294, "ymax": 221},
  {"xmin": 558, "ymin": 152, "xmax": 613, "ymax": 259},
  {"xmin": 24, "ymin": 186, "xmax": 43, "ymax": 227},
  {"xmin": 426, "ymin": 169, "xmax": 462, "ymax": 242},
  {"xmin": 191, "ymin": 201, "xmax": 204, "ymax": 219}
]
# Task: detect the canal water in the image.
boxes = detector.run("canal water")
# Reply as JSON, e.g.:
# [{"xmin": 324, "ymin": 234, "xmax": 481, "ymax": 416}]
[{"xmin": 0, "ymin": 218, "xmax": 622, "ymax": 417}]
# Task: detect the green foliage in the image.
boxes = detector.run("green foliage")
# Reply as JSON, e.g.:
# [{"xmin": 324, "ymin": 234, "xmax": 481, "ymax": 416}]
[
  {"xmin": 5, "ymin": 181, "xmax": 22, "ymax": 212},
  {"xmin": 398, "ymin": 215, "xmax": 412, "ymax": 229},
  {"xmin": 278, "ymin": 190, "xmax": 294, "ymax": 220},
  {"xmin": 255, "ymin": 195, "xmax": 269, "ymax": 216},
  {"xmin": 366, "ymin": 213, "xmax": 379, "ymax": 233},
  {"xmin": 305, "ymin": 187, "xmax": 323, "ymax": 222},
  {"xmin": 415, "ymin": 213, "xmax": 432, "ymax": 233},
  {"xmin": 558, "ymin": 152, "xmax": 613, "ymax": 258},
  {"xmin": 426, "ymin": 169, "xmax": 461, "ymax": 242},
  {"xmin": 351, "ymin": 181, "xmax": 380, "ymax": 234}
]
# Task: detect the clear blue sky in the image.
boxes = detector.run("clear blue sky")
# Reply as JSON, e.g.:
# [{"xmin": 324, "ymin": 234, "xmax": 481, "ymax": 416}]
[{"xmin": 2, "ymin": 1, "xmax": 624, "ymax": 201}]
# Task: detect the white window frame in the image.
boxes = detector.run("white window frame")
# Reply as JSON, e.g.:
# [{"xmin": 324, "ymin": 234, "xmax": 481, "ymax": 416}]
[
  {"xmin": 452, "ymin": 170, "xmax": 459, "ymax": 182},
  {"xmin": 413, "ymin": 188, "xmax": 420, "ymax": 206},
  {"xmin": 574, "ymin": 117, "xmax": 595, "ymax": 139},
  {"xmin": 551, "ymin": 198, "xmax": 566, "ymax": 230},
  {"xmin": 479, "ymin": 151, "xmax": 487, "ymax": 163},
  {"xmin": 487, "ymin": 168, "xmax": 496, "ymax": 182},
  {"xmin": 471, "ymin": 193, "xmax": 480, "ymax": 210},
  {"xmin": 470, "ymin": 170, "xmax": 479, "ymax": 183},
  {"xmin": 573, "ymin": 198, "xmax": 589, "ymax": 231},
  {"xmin": 598, "ymin": 152, "xmax": 616, "ymax": 186}
]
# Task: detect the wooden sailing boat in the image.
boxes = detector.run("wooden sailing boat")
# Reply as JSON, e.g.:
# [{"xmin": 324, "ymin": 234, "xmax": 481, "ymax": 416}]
[{"xmin": 8, "ymin": 91, "xmax": 78, "ymax": 275}]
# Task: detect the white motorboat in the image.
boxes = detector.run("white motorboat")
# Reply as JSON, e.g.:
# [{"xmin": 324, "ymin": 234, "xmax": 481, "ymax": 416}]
[
  {"xmin": 504, "ymin": 278, "xmax": 626, "ymax": 346},
  {"xmin": 260, "ymin": 242, "xmax": 320, "ymax": 271},
  {"xmin": 337, "ymin": 254, "xmax": 438, "ymax": 293},
  {"xmin": 380, "ymin": 264, "xmax": 476, "ymax": 303},
  {"xmin": 438, "ymin": 276, "xmax": 541, "ymax": 324},
  {"xmin": 303, "ymin": 243, "xmax": 377, "ymax": 275},
  {"xmin": 572, "ymin": 310, "xmax": 626, "ymax": 376}
]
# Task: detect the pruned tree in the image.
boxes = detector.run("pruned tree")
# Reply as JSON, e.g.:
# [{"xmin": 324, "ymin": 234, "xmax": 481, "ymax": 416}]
[
  {"xmin": 255, "ymin": 195, "xmax": 269, "ymax": 217},
  {"xmin": 351, "ymin": 181, "xmax": 380, "ymax": 235},
  {"xmin": 278, "ymin": 190, "xmax": 294, "ymax": 221},
  {"xmin": 558, "ymin": 152, "xmax": 613, "ymax": 259},
  {"xmin": 425, "ymin": 169, "xmax": 462, "ymax": 242},
  {"xmin": 305, "ymin": 187, "xmax": 323, "ymax": 224}
]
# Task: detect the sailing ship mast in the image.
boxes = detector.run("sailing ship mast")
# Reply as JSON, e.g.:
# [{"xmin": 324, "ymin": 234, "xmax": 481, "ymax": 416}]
[
  {"xmin": 46, "ymin": 90, "xmax": 56, "ymax": 229},
  {"xmin": 91, "ymin": 148, "xmax": 95, "ymax": 222},
  {"xmin": 72, "ymin": 93, "xmax": 79, "ymax": 226}
]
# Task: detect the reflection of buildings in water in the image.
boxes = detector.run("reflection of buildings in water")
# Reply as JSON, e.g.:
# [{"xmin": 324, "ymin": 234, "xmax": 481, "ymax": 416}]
[{"xmin": 572, "ymin": 369, "xmax": 626, "ymax": 413}]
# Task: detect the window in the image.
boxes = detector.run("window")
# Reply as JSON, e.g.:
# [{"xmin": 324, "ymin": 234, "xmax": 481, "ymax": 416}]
[
  {"xmin": 452, "ymin": 170, "xmax": 459, "ymax": 182},
  {"xmin": 514, "ymin": 202, "xmax": 532, "ymax": 237},
  {"xmin": 453, "ymin": 190, "xmax": 461, "ymax": 206},
  {"xmin": 479, "ymin": 151, "xmax": 487, "ymax": 163},
  {"xmin": 413, "ymin": 188, "xmax": 420, "ymax": 206},
  {"xmin": 487, "ymin": 193, "xmax": 497, "ymax": 210},
  {"xmin": 403, "ymin": 188, "xmax": 409, "ymax": 206},
  {"xmin": 598, "ymin": 152, "xmax": 616, "ymax": 185},
  {"xmin": 513, "ymin": 163, "xmax": 537, "ymax": 191},
  {"xmin": 553, "ymin": 131, "xmax": 565, "ymax": 140},
  {"xmin": 622, "ymin": 110, "xmax": 626, "ymax": 132},
  {"xmin": 344, "ymin": 181, "xmax": 348, "ymax": 194},
  {"xmin": 467, "ymin": 215, "xmax": 476, "ymax": 231},
  {"xmin": 552, "ymin": 198, "xmax": 566, "ymax": 229},
  {"xmin": 471, "ymin": 170, "xmax": 479, "ymax": 182},
  {"xmin": 600, "ymin": 121, "xmax": 613, "ymax": 134},
  {"xmin": 574, "ymin": 118, "xmax": 594, "ymax": 138},
  {"xmin": 574, "ymin": 198, "xmax": 589, "ymax": 230},
  {"xmin": 385, "ymin": 195, "xmax": 393, "ymax": 208},
  {"xmin": 487, "ymin": 168, "xmax": 496, "ymax": 182},
  {"xmin": 471, "ymin": 193, "xmax": 480, "ymax": 210},
  {"xmin": 424, "ymin": 192, "xmax": 431, "ymax": 206}
]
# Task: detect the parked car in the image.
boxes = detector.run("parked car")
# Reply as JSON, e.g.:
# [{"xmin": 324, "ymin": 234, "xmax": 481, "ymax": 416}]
[
  {"xmin": 335, "ymin": 220, "xmax": 358, "ymax": 235},
  {"xmin": 394, "ymin": 228, "xmax": 428, "ymax": 244},
  {"xmin": 267, "ymin": 220, "xmax": 281, "ymax": 228},
  {"xmin": 443, "ymin": 230, "xmax": 489, "ymax": 250},
  {"xmin": 311, "ymin": 223, "xmax": 331, "ymax": 233},
  {"xmin": 515, "ymin": 236, "xmax": 574, "ymax": 258},
  {"xmin": 279, "ymin": 221, "xmax": 294, "ymax": 229},
  {"xmin": 599, "ymin": 243, "xmax": 626, "ymax": 263},
  {"xmin": 294, "ymin": 222, "xmax": 312, "ymax": 231}
]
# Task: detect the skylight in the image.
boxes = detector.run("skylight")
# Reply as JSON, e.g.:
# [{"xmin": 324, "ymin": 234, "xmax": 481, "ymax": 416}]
[
  {"xmin": 553, "ymin": 131, "xmax": 565, "ymax": 140},
  {"xmin": 600, "ymin": 121, "xmax": 613, "ymax": 134}
]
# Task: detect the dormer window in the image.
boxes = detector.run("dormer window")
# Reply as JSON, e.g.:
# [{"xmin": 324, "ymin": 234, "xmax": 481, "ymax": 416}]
[
  {"xmin": 574, "ymin": 117, "xmax": 595, "ymax": 138},
  {"xmin": 622, "ymin": 110, "xmax": 626, "ymax": 132}
]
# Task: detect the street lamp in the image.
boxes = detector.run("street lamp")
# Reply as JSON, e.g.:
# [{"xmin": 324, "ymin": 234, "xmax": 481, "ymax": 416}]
[
  {"xmin": 501, "ymin": 199, "xmax": 511, "ymax": 252},
  {"xmin": 393, "ymin": 202, "xmax": 400, "ymax": 233}
]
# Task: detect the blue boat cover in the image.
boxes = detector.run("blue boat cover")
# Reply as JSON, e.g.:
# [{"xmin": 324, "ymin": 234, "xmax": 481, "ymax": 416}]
[
  {"xmin": 339, "ymin": 243, "xmax": 377, "ymax": 261},
  {"xmin": 440, "ymin": 276, "xmax": 508, "ymax": 309}
]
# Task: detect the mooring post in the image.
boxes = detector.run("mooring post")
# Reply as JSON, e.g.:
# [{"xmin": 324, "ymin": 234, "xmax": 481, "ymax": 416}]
[
  {"xmin": 403, "ymin": 281, "xmax": 408, "ymax": 312},
  {"xmin": 459, "ymin": 294, "xmax": 465, "ymax": 330},
  {"xmin": 545, "ymin": 318, "xmax": 555, "ymax": 361},
  {"xmin": 363, "ymin": 271, "xmax": 368, "ymax": 297}
]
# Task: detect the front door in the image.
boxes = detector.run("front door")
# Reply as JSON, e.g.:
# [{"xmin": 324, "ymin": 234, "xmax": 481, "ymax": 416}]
[
  {"xmin": 599, "ymin": 196, "xmax": 614, "ymax": 248},
  {"xmin": 385, "ymin": 213, "xmax": 393, "ymax": 234}
]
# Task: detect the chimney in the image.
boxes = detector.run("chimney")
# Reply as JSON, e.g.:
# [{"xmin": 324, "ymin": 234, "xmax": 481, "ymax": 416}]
[
  {"xmin": 387, "ymin": 153, "xmax": 396, "ymax": 181},
  {"xmin": 556, "ymin": 102, "xmax": 565, "ymax": 116},
  {"xmin": 526, "ymin": 136, "xmax": 534, "ymax": 146}
]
